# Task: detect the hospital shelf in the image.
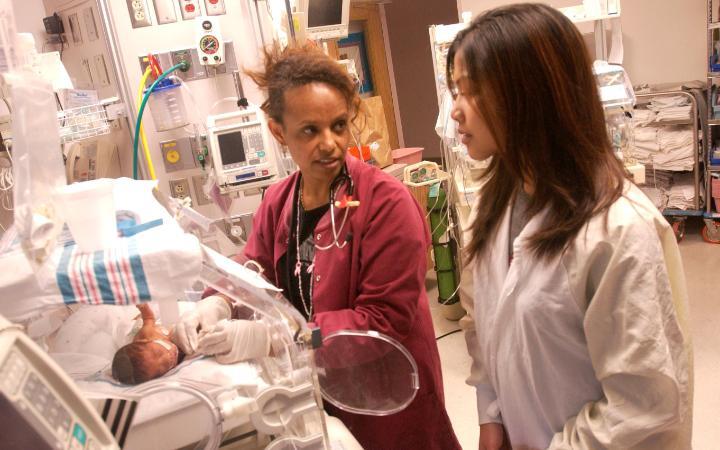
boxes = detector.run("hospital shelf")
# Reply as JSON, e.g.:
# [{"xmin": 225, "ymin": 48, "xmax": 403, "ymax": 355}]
[
  {"xmin": 708, "ymin": 119, "xmax": 720, "ymax": 126},
  {"xmin": 708, "ymin": 72, "xmax": 720, "ymax": 78},
  {"xmin": 709, "ymin": 22, "xmax": 720, "ymax": 30},
  {"xmin": 650, "ymin": 119, "xmax": 694, "ymax": 126},
  {"xmin": 709, "ymin": 165, "xmax": 720, "ymax": 171},
  {"xmin": 635, "ymin": 90, "xmax": 704, "ymax": 215}
]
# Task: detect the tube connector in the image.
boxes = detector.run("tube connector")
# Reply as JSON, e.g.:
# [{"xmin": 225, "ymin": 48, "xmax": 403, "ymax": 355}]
[{"xmin": 178, "ymin": 60, "xmax": 190, "ymax": 72}]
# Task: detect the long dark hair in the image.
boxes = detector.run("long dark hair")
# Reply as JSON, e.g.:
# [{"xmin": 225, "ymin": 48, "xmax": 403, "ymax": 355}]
[{"xmin": 447, "ymin": 3, "xmax": 627, "ymax": 261}]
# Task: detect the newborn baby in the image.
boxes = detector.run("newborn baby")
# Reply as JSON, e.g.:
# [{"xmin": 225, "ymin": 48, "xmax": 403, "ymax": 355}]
[{"xmin": 111, "ymin": 304, "xmax": 181, "ymax": 385}]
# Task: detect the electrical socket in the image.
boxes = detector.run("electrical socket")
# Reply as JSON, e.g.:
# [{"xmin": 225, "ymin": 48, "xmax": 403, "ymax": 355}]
[{"xmin": 169, "ymin": 178, "xmax": 191, "ymax": 199}]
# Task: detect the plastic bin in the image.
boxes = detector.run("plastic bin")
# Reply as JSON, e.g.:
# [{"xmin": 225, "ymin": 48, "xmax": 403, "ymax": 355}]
[
  {"xmin": 147, "ymin": 78, "xmax": 190, "ymax": 132},
  {"xmin": 349, "ymin": 145, "xmax": 371, "ymax": 162},
  {"xmin": 54, "ymin": 179, "xmax": 117, "ymax": 253},
  {"xmin": 713, "ymin": 177, "xmax": 720, "ymax": 212},
  {"xmin": 392, "ymin": 147, "xmax": 423, "ymax": 165}
]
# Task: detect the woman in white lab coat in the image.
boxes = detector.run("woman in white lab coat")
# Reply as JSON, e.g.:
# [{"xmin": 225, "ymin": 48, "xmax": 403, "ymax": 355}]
[{"xmin": 447, "ymin": 4, "xmax": 692, "ymax": 450}]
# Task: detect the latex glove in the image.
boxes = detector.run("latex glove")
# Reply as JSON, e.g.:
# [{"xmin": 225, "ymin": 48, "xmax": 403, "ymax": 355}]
[
  {"xmin": 172, "ymin": 295, "xmax": 232, "ymax": 355},
  {"xmin": 197, "ymin": 319, "xmax": 270, "ymax": 364}
]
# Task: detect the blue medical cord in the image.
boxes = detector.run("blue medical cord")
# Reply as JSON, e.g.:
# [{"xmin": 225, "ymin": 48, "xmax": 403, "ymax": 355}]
[{"xmin": 133, "ymin": 62, "xmax": 188, "ymax": 180}]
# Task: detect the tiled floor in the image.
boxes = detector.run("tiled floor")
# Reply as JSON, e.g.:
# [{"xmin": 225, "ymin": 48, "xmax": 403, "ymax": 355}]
[{"xmin": 428, "ymin": 217, "xmax": 720, "ymax": 449}]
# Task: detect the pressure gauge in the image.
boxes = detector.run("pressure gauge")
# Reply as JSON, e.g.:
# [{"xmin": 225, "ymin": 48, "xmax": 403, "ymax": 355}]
[
  {"xmin": 199, "ymin": 35, "xmax": 219, "ymax": 54},
  {"xmin": 196, "ymin": 16, "xmax": 224, "ymax": 66}
]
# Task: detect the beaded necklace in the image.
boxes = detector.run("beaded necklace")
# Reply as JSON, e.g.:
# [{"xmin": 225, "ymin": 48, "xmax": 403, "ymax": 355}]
[{"xmin": 294, "ymin": 183, "xmax": 315, "ymax": 319}]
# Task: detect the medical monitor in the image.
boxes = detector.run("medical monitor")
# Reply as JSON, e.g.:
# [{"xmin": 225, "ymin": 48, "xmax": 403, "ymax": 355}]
[
  {"xmin": 207, "ymin": 108, "xmax": 281, "ymax": 194},
  {"xmin": 0, "ymin": 316, "xmax": 117, "ymax": 450},
  {"xmin": 301, "ymin": 0, "xmax": 350, "ymax": 41},
  {"xmin": 217, "ymin": 130, "xmax": 248, "ymax": 166}
]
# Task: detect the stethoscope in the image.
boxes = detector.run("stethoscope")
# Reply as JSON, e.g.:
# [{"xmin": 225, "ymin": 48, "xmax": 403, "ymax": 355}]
[
  {"xmin": 318, "ymin": 166, "xmax": 359, "ymax": 250},
  {"xmin": 299, "ymin": 165, "xmax": 359, "ymax": 251}
]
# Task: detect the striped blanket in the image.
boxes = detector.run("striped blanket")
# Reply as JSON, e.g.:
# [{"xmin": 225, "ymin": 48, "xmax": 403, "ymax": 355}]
[
  {"xmin": 0, "ymin": 224, "xmax": 202, "ymax": 321},
  {"xmin": 56, "ymin": 238, "xmax": 150, "ymax": 306}
]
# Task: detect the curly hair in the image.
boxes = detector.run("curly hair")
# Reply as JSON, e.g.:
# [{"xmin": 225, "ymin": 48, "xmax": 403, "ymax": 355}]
[{"xmin": 247, "ymin": 44, "xmax": 360, "ymax": 124}]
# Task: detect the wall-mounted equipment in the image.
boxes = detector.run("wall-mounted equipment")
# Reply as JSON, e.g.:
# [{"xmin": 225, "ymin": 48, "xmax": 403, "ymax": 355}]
[
  {"xmin": 160, "ymin": 137, "xmax": 199, "ymax": 172},
  {"xmin": 43, "ymin": 13, "xmax": 65, "ymax": 35},
  {"xmin": 146, "ymin": 78, "xmax": 191, "ymax": 131},
  {"xmin": 138, "ymin": 42, "xmax": 239, "ymax": 81},
  {"xmin": 196, "ymin": 16, "xmax": 224, "ymax": 66},
  {"xmin": 299, "ymin": 0, "xmax": 350, "ymax": 41},
  {"xmin": 207, "ymin": 108, "xmax": 280, "ymax": 193}
]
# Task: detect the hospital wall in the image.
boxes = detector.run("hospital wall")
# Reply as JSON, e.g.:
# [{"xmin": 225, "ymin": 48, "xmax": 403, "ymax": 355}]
[
  {"xmin": 457, "ymin": 0, "xmax": 707, "ymax": 86},
  {"xmin": 384, "ymin": 0, "xmax": 459, "ymax": 159},
  {"xmin": 11, "ymin": 0, "xmax": 46, "ymax": 50}
]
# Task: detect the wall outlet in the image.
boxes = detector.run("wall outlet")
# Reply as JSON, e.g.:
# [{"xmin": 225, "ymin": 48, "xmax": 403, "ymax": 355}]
[
  {"xmin": 127, "ymin": 0, "xmax": 152, "ymax": 28},
  {"xmin": 169, "ymin": 178, "xmax": 191, "ymax": 199}
]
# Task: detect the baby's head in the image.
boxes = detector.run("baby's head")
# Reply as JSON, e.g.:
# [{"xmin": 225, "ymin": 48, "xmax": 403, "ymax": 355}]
[
  {"xmin": 111, "ymin": 304, "xmax": 180, "ymax": 385},
  {"xmin": 112, "ymin": 340, "xmax": 179, "ymax": 384}
]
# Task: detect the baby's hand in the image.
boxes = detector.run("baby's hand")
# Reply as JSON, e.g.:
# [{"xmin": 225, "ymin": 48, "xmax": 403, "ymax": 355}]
[{"xmin": 136, "ymin": 304, "xmax": 156, "ymax": 325}]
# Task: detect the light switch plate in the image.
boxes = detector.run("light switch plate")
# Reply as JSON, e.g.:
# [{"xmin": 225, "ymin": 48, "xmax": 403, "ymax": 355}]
[{"xmin": 154, "ymin": 0, "xmax": 178, "ymax": 24}]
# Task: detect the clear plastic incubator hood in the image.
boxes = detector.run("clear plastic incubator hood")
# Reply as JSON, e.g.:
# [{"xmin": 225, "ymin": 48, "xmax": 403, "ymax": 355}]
[{"xmin": 0, "ymin": 177, "xmax": 419, "ymax": 450}]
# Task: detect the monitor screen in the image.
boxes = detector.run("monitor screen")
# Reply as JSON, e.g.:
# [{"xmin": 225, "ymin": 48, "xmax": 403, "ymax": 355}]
[
  {"xmin": 308, "ymin": 0, "xmax": 343, "ymax": 28},
  {"xmin": 218, "ymin": 131, "xmax": 247, "ymax": 166}
]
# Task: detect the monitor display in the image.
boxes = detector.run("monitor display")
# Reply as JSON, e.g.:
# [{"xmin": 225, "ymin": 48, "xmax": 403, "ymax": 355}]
[
  {"xmin": 218, "ymin": 131, "xmax": 247, "ymax": 166},
  {"xmin": 308, "ymin": 0, "xmax": 343, "ymax": 27}
]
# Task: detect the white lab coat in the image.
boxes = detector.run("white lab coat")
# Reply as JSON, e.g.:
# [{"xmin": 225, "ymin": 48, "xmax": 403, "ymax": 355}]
[{"xmin": 460, "ymin": 182, "xmax": 692, "ymax": 449}]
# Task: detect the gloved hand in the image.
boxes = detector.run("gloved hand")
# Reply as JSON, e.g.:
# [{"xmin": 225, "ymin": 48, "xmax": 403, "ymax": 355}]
[
  {"xmin": 197, "ymin": 319, "xmax": 270, "ymax": 364},
  {"xmin": 172, "ymin": 295, "xmax": 232, "ymax": 355}
]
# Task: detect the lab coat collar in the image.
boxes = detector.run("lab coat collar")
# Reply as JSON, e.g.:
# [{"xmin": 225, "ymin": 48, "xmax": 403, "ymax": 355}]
[{"xmin": 480, "ymin": 195, "xmax": 549, "ymax": 282}]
